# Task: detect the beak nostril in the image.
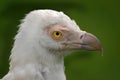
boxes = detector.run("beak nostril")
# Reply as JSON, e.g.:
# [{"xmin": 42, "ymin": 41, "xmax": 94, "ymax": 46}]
[{"xmin": 80, "ymin": 35, "xmax": 83, "ymax": 39}]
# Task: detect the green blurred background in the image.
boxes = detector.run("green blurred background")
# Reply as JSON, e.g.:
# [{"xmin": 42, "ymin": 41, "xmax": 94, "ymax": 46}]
[{"xmin": 0, "ymin": 0, "xmax": 120, "ymax": 80}]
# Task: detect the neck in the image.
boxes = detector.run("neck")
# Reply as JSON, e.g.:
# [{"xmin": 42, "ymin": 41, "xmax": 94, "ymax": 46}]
[{"xmin": 10, "ymin": 41, "xmax": 66, "ymax": 80}]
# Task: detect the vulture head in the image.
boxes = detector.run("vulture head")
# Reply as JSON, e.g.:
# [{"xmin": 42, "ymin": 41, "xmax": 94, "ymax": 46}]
[
  {"xmin": 2, "ymin": 10, "xmax": 103, "ymax": 80},
  {"xmin": 15, "ymin": 10, "xmax": 102, "ymax": 53}
]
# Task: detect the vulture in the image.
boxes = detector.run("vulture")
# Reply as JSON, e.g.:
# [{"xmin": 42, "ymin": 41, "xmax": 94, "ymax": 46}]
[{"xmin": 2, "ymin": 9, "xmax": 103, "ymax": 80}]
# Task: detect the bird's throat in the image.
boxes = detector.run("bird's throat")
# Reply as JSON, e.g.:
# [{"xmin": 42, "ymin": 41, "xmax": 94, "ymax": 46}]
[{"xmin": 10, "ymin": 45, "xmax": 66, "ymax": 80}]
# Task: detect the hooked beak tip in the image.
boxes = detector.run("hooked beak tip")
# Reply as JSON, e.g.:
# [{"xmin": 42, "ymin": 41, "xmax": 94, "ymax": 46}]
[
  {"xmin": 61, "ymin": 32, "xmax": 103, "ymax": 56},
  {"xmin": 80, "ymin": 33, "xmax": 103, "ymax": 55}
]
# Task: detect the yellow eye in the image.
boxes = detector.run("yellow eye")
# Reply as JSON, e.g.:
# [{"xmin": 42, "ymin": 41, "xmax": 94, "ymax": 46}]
[{"xmin": 52, "ymin": 31, "xmax": 62, "ymax": 39}]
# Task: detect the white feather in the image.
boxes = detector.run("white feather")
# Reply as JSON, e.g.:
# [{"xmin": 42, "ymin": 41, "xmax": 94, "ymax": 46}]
[{"xmin": 2, "ymin": 9, "xmax": 85, "ymax": 80}]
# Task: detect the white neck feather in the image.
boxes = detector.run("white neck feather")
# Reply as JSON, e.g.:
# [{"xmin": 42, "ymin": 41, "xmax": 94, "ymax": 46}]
[{"xmin": 9, "ymin": 36, "xmax": 66, "ymax": 80}]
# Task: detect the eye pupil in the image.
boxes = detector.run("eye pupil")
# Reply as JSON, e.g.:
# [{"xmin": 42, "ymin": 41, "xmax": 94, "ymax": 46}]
[{"xmin": 56, "ymin": 32, "xmax": 59, "ymax": 35}]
